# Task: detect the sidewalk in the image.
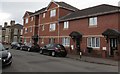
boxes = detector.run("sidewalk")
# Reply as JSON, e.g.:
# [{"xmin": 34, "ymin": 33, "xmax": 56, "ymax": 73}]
[{"xmin": 67, "ymin": 54, "xmax": 118, "ymax": 66}]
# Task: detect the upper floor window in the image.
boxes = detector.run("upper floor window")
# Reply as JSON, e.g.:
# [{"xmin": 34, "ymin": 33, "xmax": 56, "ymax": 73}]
[
  {"xmin": 50, "ymin": 9, "xmax": 56, "ymax": 17},
  {"xmin": 31, "ymin": 17, "xmax": 33, "ymax": 21},
  {"xmin": 50, "ymin": 23, "xmax": 56, "ymax": 31},
  {"xmin": 41, "ymin": 25, "xmax": 45, "ymax": 31},
  {"xmin": 64, "ymin": 21, "xmax": 69, "ymax": 29},
  {"xmin": 30, "ymin": 27, "xmax": 32, "ymax": 32},
  {"xmin": 14, "ymin": 28, "xmax": 18, "ymax": 35},
  {"xmin": 43, "ymin": 13, "xmax": 46, "ymax": 18},
  {"xmin": 25, "ymin": 18, "xmax": 28, "ymax": 24},
  {"xmin": 87, "ymin": 37, "xmax": 100, "ymax": 48},
  {"xmin": 25, "ymin": 28, "xmax": 28, "ymax": 33},
  {"xmin": 21, "ymin": 29, "xmax": 23, "ymax": 35},
  {"xmin": 89, "ymin": 17, "xmax": 97, "ymax": 26}
]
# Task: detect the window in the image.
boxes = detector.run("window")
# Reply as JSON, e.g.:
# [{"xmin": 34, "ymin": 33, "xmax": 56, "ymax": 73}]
[
  {"xmin": 87, "ymin": 37, "xmax": 100, "ymax": 48},
  {"xmin": 64, "ymin": 21, "xmax": 69, "ymax": 29},
  {"xmin": 25, "ymin": 18, "xmax": 28, "ymax": 24},
  {"xmin": 25, "ymin": 28, "xmax": 28, "ymax": 33},
  {"xmin": 31, "ymin": 17, "xmax": 33, "ymax": 21},
  {"xmin": 30, "ymin": 27, "xmax": 32, "ymax": 32},
  {"xmin": 49, "ymin": 38, "xmax": 55, "ymax": 44},
  {"xmin": 41, "ymin": 25, "xmax": 45, "ymax": 31},
  {"xmin": 50, "ymin": 23, "xmax": 56, "ymax": 31},
  {"xmin": 43, "ymin": 13, "xmax": 46, "ymax": 18},
  {"xmin": 13, "ymin": 36, "xmax": 17, "ymax": 42},
  {"xmin": 62, "ymin": 37, "xmax": 70, "ymax": 46},
  {"xmin": 50, "ymin": 9, "xmax": 56, "ymax": 17},
  {"xmin": 24, "ymin": 38, "xmax": 26, "ymax": 44},
  {"xmin": 14, "ymin": 28, "xmax": 18, "ymax": 35},
  {"xmin": 41, "ymin": 38, "xmax": 44, "ymax": 44},
  {"xmin": 89, "ymin": 17, "xmax": 97, "ymax": 26}
]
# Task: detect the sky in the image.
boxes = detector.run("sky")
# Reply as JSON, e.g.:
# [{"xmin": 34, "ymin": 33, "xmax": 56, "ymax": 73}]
[{"xmin": 0, "ymin": 0, "xmax": 120, "ymax": 27}]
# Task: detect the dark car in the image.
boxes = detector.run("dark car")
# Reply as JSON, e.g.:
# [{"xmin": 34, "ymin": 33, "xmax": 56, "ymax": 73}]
[
  {"xmin": 0, "ymin": 43, "xmax": 12, "ymax": 67},
  {"xmin": 20, "ymin": 43, "xmax": 32, "ymax": 51},
  {"xmin": 28, "ymin": 44, "xmax": 40, "ymax": 52},
  {"xmin": 11, "ymin": 42, "xmax": 18, "ymax": 49},
  {"xmin": 40, "ymin": 44, "xmax": 67, "ymax": 57},
  {"xmin": 11, "ymin": 42, "xmax": 22, "ymax": 50}
]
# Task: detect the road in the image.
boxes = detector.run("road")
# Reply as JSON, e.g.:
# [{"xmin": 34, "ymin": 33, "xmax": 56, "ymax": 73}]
[{"xmin": 2, "ymin": 48, "xmax": 118, "ymax": 72}]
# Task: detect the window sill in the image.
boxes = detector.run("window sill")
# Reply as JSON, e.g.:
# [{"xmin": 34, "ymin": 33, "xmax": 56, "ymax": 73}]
[
  {"xmin": 49, "ymin": 30, "xmax": 55, "ymax": 32},
  {"xmin": 63, "ymin": 28, "xmax": 69, "ymax": 30},
  {"xmin": 89, "ymin": 25, "xmax": 97, "ymax": 28}
]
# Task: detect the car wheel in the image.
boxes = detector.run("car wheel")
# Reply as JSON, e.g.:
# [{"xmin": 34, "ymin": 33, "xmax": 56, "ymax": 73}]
[
  {"xmin": 20, "ymin": 47, "xmax": 22, "ymax": 50},
  {"xmin": 51, "ymin": 51, "xmax": 56, "ymax": 57},
  {"xmin": 40, "ymin": 50, "xmax": 43, "ymax": 54},
  {"xmin": 28, "ymin": 48, "xmax": 31, "ymax": 52}
]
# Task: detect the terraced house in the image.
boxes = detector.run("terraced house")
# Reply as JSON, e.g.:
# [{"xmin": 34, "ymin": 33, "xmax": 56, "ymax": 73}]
[{"xmin": 23, "ymin": 1, "xmax": 120, "ymax": 59}]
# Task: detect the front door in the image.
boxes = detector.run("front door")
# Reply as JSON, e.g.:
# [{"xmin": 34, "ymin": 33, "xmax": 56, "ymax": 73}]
[{"xmin": 110, "ymin": 38, "xmax": 117, "ymax": 56}]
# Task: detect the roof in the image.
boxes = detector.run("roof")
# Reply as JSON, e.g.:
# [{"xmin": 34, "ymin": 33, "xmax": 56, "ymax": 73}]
[
  {"xmin": 33, "ymin": 7, "xmax": 47, "ymax": 15},
  {"xmin": 10, "ymin": 24, "xmax": 23, "ymax": 29},
  {"xmin": 55, "ymin": 2, "xmax": 79, "ymax": 11},
  {"xmin": 27, "ymin": 11, "xmax": 34, "ymax": 15},
  {"xmin": 2, "ymin": 27, "xmax": 6, "ymax": 30},
  {"xmin": 69, "ymin": 31, "xmax": 82, "ymax": 38},
  {"xmin": 102, "ymin": 29, "xmax": 120, "ymax": 36},
  {"xmin": 59, "ymin": 4, "xmax": 120, "ymax": 22},
  {"xmin": 23, "ymin": 11, "xmax": 34, "ymax": 18}
]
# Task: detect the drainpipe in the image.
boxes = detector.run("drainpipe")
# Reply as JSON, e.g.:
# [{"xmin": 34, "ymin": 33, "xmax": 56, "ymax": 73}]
[{"xmin": 58, "ymin": 6, "xmax": 60, "ymax": 43}]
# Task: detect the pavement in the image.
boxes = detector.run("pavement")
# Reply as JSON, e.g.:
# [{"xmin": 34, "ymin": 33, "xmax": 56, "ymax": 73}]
[{"xmin": 67, "ymin": 54, "xmax": 118, "ymax": 66}]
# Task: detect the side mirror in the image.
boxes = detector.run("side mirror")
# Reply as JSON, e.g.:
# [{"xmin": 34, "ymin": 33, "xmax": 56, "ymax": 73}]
[{"xmin": 6, "ymin": 48, "xmax": 9, "ymax": 50}]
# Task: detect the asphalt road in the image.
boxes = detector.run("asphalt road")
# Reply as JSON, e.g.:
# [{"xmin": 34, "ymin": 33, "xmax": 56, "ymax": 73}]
[{"xmin": 2, "ymin": 48, "xmax": 118, "ymax": 72}]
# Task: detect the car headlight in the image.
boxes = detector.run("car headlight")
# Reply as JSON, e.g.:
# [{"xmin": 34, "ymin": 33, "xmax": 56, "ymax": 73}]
[{"xmin": 7, "ymin": 52, "xmax": 12, "ymax": 58}]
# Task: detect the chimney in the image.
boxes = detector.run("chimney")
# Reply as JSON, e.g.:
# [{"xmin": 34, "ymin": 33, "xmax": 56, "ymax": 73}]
[
  {"xmin": 10, "ymin": 20, "xmax": 15, "ymax": 26},
  {"xmin": 4, "ymin": 22, "xmax": 8, "ymax": 28}
]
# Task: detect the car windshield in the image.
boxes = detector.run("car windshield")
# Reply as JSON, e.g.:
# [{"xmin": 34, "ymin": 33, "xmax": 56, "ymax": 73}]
[{"xmin": 0, "ymin": 43, "xmax": 5, "ymax": 51}]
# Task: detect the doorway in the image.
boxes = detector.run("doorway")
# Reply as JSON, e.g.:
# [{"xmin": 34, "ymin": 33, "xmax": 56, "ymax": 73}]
[{"xmin": 109, "ymin": 38, "xmax": 117, "ymax": 56}]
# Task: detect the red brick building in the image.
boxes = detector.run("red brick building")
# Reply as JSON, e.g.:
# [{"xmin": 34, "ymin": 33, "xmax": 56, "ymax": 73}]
[{"xmin": 23, "ymin": 1, "xmax": 120, "ymax": 59}]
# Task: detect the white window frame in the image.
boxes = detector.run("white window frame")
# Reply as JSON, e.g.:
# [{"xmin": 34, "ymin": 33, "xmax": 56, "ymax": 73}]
[
  {"xmin": 42, "ymin": 25, "xmax": 45, "ymax": 31},
  {"xmin": 49, "ymin": 23, "xmax": 56, "ymax": 31},
  {"xmin": 62, "ymin": 37, "xmax": 70, "ymax": 47},
  {"xmin": 41, "ymin": 38, "xmax": 44, "ymax": 44},
  {"xmin": 43, "ymin": 13, "xmax": 46, "ymax": 18},
  {"xmin": 30, "ymin": 27, "xmax": 32, "ymax": 32},
  {"xmin": 25, "ymin": 28, "xmax": 28, "ymax": 33},
  {"xmin": 89, "ymin": 17, "xmax": 97, "ymax": 26},
  {"xmin": 50, "ymin": 9, "xmax": 56, "ymax": 17},
  {"xmin": 64, "ymin": 21, "xmax": 69, "ymax": 29},
  {"xmin": 25, "ymin": 18, "xmax": 28, "ymax": 24},
  {"xmin": 87, "ymin": 37, "xmax": 100, "ymax": 48},
  {"xmin": 31, "ymin": 17, "xmax": 33, "ymax": 21}
]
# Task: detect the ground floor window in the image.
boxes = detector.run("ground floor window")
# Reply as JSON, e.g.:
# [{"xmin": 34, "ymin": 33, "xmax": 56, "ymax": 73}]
[
  {"xmin": 41, "ymin": 38, "xmax": 44, "ymax": 44},
  {"xmin": 14, "ymin": 36, "xmax": 17, "ymax": 42},
  {"xmin": 62, "ymin": 37, "xmax": 70, "ymax": 46},
  {"xmin": 24, "ymin": 38, "xmax": 26, "ymax": 44},
  {"xmin": 87, "ymin": 37, "xmax": 100, "ymax": 48},
  {"xmin": 49, "ymin": 38, "xmax": 55, "ymax": 44}
]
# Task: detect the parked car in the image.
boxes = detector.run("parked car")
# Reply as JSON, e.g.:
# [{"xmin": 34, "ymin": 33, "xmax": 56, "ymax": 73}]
[
  {"xmin": 11, "ymin": 42, "xmax": 18, "ymax": 49},
  {"xmin": 28, "ymin": 44, "xmax": 40, "ymax": 52},
  {"xmin": 0, "ymin": 43, "xmax": 12, "ymax": 67},
  {"xmin": 40, "ymin": 44, "xmax": 67, "ymax": 57},
  {"xmin": 20, "ymin": 43, "xmax": 32, "ymax": 51},
  {"xmin": 11, "ymin": 42, "xmax": 22, "ymax": 50}
]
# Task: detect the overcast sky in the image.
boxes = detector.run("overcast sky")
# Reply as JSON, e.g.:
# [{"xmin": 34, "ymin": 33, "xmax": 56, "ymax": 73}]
[{"xmin": 0, "ymin": 0, "xmax": 120, "ymax": 27}]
